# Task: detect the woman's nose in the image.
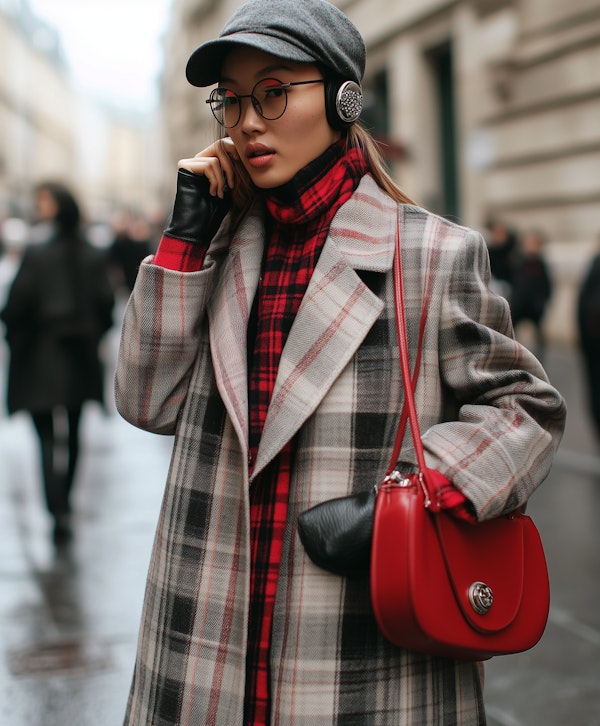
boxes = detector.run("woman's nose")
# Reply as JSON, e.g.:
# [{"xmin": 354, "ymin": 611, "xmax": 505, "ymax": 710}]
[{"xmin": 239, "ymin": 97, "xmax": 266, "ymax": 132}]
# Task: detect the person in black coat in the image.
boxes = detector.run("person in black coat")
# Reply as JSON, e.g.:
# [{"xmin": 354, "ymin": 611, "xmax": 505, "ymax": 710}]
[
  {"xmin": 510, "ymin": 229, "xmax": 553, "ymax": 363},
  {"xmin": 0, "ymin": 181, "xmax": 115, "ymax": 543},
  {"xmin": 484, "ymin": 217, "xmax": 518, "ymax": 300},
  {"xmin": 577, "ymin": 243, "xmax": 600, "ymax": 445}
]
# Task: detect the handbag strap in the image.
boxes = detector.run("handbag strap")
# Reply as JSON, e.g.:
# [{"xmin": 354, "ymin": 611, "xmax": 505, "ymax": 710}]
[{"xmin": 385, "ymin": 215, "xmax": 435, "ymax": 504}]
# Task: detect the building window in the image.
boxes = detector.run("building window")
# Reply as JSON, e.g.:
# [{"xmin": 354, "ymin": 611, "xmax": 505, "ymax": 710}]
[
  {"xmin": 362, "ymin": 68, "xmax": 405, "ymax": 164},
  {"xmin": 428, "ymin": 41, "xmax": 459, "ymax": 222}
]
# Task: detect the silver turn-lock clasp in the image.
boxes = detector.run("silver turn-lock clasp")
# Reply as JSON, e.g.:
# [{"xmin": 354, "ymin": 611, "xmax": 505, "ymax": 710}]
[{"xmin": 468, "ymin": 581, "xmax": 494, "ymax": 615}]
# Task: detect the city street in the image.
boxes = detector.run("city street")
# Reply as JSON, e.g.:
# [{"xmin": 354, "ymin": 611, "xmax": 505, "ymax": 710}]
[{"xmin": 0, "ymin": 329, "xmax": 598, "ymax": 725}]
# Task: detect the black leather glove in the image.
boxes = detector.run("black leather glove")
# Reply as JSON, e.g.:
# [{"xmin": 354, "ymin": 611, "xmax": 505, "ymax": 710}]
[{"xmin": 164, "ymin": 168, "xmax": 231, "ymax": 246}]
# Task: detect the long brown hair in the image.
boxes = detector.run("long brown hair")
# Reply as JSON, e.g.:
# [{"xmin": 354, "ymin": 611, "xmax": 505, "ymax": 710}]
[{"xmin": 345, "ymin": 124, "xmax": 415, "ymax": 205}]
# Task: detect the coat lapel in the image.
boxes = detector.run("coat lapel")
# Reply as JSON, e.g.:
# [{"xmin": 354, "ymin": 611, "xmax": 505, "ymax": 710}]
[
  {"xmin": 207, "ymin": 213, "xmax": 265, "ymax": 454},
  {"xmin": 253, "ymin": 176, "xmax": 397, "ymax": 478},
  {"xmin": 207, "ymin": 176, "xmax": 397, "ymax": 478}
]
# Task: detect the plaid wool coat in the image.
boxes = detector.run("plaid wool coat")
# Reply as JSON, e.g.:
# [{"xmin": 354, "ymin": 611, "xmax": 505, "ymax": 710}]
[{"xmin": 115, "ymin": 175, "xmax": 565, "ymax": 725}]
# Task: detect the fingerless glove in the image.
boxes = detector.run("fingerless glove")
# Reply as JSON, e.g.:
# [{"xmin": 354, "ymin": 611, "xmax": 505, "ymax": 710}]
[{"xmin": 164, "ymin": 168, "xmax": 231, "ymax": 246}]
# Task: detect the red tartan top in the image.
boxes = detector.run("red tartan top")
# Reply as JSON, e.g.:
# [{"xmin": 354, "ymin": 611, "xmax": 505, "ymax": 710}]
[{"xmin": 152, "ymin": 142, "xmax": 475, "ymax": 726}]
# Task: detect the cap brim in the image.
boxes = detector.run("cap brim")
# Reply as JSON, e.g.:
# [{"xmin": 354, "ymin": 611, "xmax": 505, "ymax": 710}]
[{"xmin": 185, "ymin": 33, "xmax": 317, "ymax": 87}]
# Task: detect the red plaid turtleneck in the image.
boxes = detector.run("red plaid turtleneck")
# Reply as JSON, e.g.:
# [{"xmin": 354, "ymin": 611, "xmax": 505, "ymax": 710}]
[{"xmin": 151, "ymin": 140, "xmax": 474, "ymax": 725}]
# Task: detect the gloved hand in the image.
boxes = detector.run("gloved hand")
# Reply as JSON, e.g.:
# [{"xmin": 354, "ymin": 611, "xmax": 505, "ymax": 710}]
[{"xmin": 164, "ymin": 168, "xmax": 231, "ymax": 246}]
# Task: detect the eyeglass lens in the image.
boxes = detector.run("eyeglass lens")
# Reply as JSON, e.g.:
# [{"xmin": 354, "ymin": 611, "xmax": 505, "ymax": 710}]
[{"xmin": 209, "ymin": 78, "xmax": 289, "ymax": 128}]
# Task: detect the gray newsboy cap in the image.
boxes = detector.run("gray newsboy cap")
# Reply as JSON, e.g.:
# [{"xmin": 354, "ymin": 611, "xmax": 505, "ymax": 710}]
[{"xmin": 186, "ymin": 0, "xmax": 366, "ymax": 87}]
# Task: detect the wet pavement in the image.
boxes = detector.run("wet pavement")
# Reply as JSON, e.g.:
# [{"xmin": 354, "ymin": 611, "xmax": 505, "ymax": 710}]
[{"xmin": 0, "ymin": 328, "xmax": 599, "ymax": 725}]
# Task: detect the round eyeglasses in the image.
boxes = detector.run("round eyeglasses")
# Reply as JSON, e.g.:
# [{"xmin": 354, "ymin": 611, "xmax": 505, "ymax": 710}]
[{"xmin": 205, "ymin": 78, "xmax": 324, "ymax": 128}]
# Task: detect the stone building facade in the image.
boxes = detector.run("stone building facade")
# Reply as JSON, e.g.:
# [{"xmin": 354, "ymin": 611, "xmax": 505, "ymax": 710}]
[
  {"xmin": 161, "ymin": 0, "xmax": 600, "ymax": 342},
  {"xmin": 0, "ymin": 1, "xmax": 75, "ymax": 216},
  {"xmin": 0, "ymin": 0, "xmax": 163, "ymax": 225}
]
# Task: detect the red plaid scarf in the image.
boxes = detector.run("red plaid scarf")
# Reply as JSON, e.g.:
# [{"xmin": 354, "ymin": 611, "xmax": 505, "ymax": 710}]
[{"xmin": 244, "ymin": 141, "xmax": 369, "ymax": 725}]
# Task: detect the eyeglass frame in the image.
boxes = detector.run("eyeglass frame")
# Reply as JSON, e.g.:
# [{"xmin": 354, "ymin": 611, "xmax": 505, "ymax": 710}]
[{"xmin": 205, "ymin": 78, "xmax": 325, "ymax": 128}]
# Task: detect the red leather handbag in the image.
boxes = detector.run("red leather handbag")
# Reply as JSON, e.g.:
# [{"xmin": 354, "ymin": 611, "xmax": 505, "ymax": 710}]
[{"xmin": 370, "ymin": 222, "xmax": 550, "ymax": 661}]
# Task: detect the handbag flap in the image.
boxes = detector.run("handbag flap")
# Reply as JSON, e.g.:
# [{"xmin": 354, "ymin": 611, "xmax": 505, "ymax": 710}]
[{"xmin": 433, "ymin": 511, "xmax": 527, "ymax": 633}]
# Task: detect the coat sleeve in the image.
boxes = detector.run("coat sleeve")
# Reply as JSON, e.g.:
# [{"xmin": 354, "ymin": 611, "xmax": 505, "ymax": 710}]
[
  {"xmin": 114, "ymin": 258, "xmax": 217, "ymax": 434},
  {"xmin": 0, "ymin": 248, "xmax": 37, "ymax": 337},
  {"xmin": 421, "ymin": 228, "xmax": 566, "ymax": 520}
]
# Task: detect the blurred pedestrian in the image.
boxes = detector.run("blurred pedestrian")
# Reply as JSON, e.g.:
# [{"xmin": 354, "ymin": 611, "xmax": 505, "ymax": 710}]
[
  {"xmin": 483, "ymin": 217, "xmax": 517, "ymax": 300},
  {"xmin": 0, "ymin": 181, "xmax": 115, "ymax": 544},
  {"xmin": 510, "ymin": 229, "xmax": 553, "ymax": 362},
  {"xmin": 108, "ymin": 211, "xmax": 154, "ymax": 294},
  {"xmin": 577, "ymin": 240, "xmax": 600, "ymax": 444}
]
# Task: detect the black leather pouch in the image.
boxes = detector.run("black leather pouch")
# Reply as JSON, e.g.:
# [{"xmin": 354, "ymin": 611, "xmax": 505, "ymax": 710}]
[{"xmin": 297, "ymin": 489, "xmax": 375, "ymax": 577}]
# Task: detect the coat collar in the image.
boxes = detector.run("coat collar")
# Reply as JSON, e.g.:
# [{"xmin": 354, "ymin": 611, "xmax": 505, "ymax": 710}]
[{"xmin": 207, "ymin": 175, "xmax": 398, "ymax": 477}]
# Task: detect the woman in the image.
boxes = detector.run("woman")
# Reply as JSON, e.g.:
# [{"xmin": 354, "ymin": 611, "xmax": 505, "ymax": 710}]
[
  {"xmin": 1, "ymin": 181, "xmax": 114, "ymax": 544},
  {"xmin": 115, "ymin": 1, "xmax": 566, "ymax": 723}
]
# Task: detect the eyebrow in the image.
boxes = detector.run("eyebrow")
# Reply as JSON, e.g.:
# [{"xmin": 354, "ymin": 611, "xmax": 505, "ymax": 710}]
[{"xmin": 219, "ymin": 63, "xmax": 298, "ymax": 85}]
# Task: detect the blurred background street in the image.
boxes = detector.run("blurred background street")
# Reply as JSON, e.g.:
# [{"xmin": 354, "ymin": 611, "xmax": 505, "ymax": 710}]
[{"xmin": 0, "ymin": 324, "xmax": 598, "ymax": 725}]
